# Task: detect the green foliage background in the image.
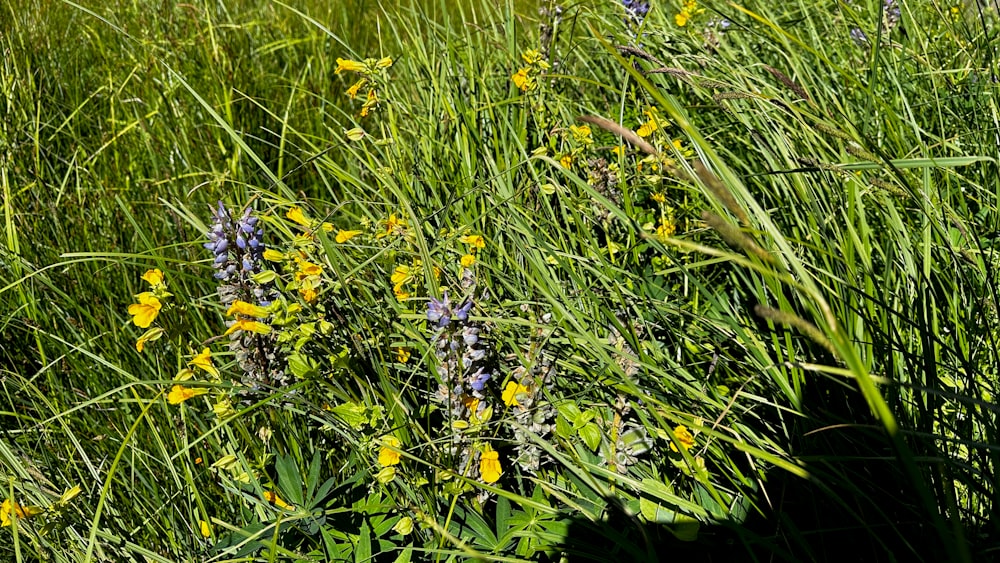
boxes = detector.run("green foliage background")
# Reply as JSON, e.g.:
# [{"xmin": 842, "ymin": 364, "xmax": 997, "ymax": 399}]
[{"xmin": 1, "ymin": 0, "xmax": 998, "ymax": 561}]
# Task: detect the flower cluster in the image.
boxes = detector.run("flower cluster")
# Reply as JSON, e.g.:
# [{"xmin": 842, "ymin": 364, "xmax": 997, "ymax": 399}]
[
  {"xmin": 427, "ymin": 291, "xmax": 499, "ymax": 483},
  {"xmin": 336, "ymin": 56, "xmax": 393, "ymax": 117},
  {"xmin": 675, "ymin": 0, "xmax": 704, "ymax": 27},
  {"xmin": 205, "ymin": 201, "xmax": 283, "ymax": 387},
  {"xmin": 511, "ymin": 49, "xmax": 550, "ymax": 93},
  {"xmin": 621, "ymin": 0, "xmax": 650, "ymax": 27},
  {"xmin": 128, "ymin": 268, "xmax": 172, "ymax": 353}
]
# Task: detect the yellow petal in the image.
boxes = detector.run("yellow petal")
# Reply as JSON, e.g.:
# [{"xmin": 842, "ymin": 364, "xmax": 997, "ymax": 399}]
[
  {"xmin": 225, "ymin": 300, "xmax": 269, "ymax": 319},
  {"xmin": 459, "ymin": 234, "xmax": 486, "ymax": 249},
  {"xmin": 167, "ymin": 385, "xmax": 209, "ymax": 405},
  {"xmin": 200, "ymin": 519, "xmax": 211, "ymax": 538},
  {"xmin": 335, "ymin": 57, "xmax": 366, "ymax": 73},
  {"xmin": 336, "ymin": 229, "xmax": 362, "ymax": 243},
  {"xmin": 128, "ymin": 293, "xmax": 162, "ymax": 328},
  {"xmin": 264, "ymin": 491, "xmax": 293, "ymax": 510},
  {"xmin": 375, "ymin": 56, "xmax": 393, "ymax": 69},
  {"xmin": 141, "ymin": 268, "xmax": 164, "ymax": 286},
  {"xmin": 286, "ymin": 206, "xmax": 311, "ymax": 227},
  {"xmin": 223, "ymin": 319, "xmax": 272, "ymax": 336},
  {"xmin": 460, "ymin": 254, "xmax": 476, "ymax": 268},
  {"xmin": 379, "ymin": 436, "xmax": 402, "ymax": 466},
  {"xmin": 501, "ymin": 381, "xmax": 528, "ymax": 407},
  {"xmin": 188, "ymin": 347, "xmax": 219, "ymax": 378},
  {"xmin": 479, "ymin": 450, "xmax": 501, "ymax": 484}
]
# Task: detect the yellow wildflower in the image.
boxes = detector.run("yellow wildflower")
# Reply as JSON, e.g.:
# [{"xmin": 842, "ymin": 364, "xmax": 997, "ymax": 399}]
[
  {"xmin": 135, "ymin": 327, "xmax": 163, "ymax": 353},
  {"xmin": 460, "ymin": 254, "xmax": 476, "ymax": 268},
  {"xmin": 459, "ymin": 234, "xmax": 486, "ymax": 249},
  {"xmin": 286, "ymin": 206, "xmax": 311, "ymax": 227},
  {"xmin": 391, "ymin": 265, "xmax": 412, "ymax": 288},
  {"xmin": 336, "ymin": 229, "xmax": 362, "ymax": 243},
  {"xmin": 636, "ymin": 119, "xmax": 658, "ymax": 138},
  {"xmin": 512, "ymin": 67, "xmax": 531, "ymax": 91},
  {"xmin": 501, "ymin": 381, "xmax": 529, "ymax": 407},
  {"xmin": 141, "ymin": 268, "xmax": 164, "ymax": 287},
  {"xmin": 128, "ymin": 292, "xmax": 162, "ymax": 328},
  {"xmin": 521, "ymin": 49, "xmax": 543, "ymax": 64},
  {"xmin": 396, "ymin": 348, "xmax": 411, "ymax": 363},
  {"xmin": 675, "ymin": 11, "xmax": 691, "ymax": 26},
  {"xmin": 462, "ymin": 394, "xmax": 480, "ymax": 415},
  {"xmin": 393, "ymin": 287, "xmax": 410, "ymax": 302},
  {"xmin": 1, "ymin": 499, "xmax": 42, "ymax": 527},
  {"xmin": 360, "ymin": 89, "xmax": 379, "ymax": 117},
  {"xmin": 200, "ymin": 519, "xmax": 211, "ymax": 538},
  {"xmin": 294, "ymin": 257, "xmax": 323, "ymax": 279},
  {"xmin": 375, "ymin": 56, "xmax": 393, "ymax": 69},
  {"xmin": 299, "ymin": 287, "xmax": 319, "ymax": 303},
  {"xmin": 225, "ymin": 300, "xmax": 269, "ymax": 318},
  {"xmin": 479, "ymin": 450, "xmax": 502, "ymax": 484},
  {"xmin": 656, "ymin": 218, "xmax": 677, "ymax": 241},
  {"xmin": 651, "ymin": 192, "xmax": 667, "ymax": 203},
  {"xmin": 264, "ymin": 490, "xmax": 294, "ymax": 510},
  {"xmin": 223, "ymin": 319, "xmax": 272, "ymax": 336},
  {"xmin": 377, "ymin": 214, "xmax": 407, "ymax": 239},
  {"xmin": 560, "ymin": 154, "xmax": 573, "ymax": 169},
  {"xmin": 670, "ymin": 425, "xmax": 696, "ymax": 452},
  {"xmin": 379, "ymin": 436, "xmax": 402, "ymax": 466},
  {"xmin": 569, "ymin": 124, "xmax": 593, "ymax": 144},
  {"xmin": 346, "ymin": 78, "xmax": 367, "ymax": 99},
  {"xmin": 611, "ymin": 145, "xmax": 625, "ymax": 158},
  {"xmin": 188, "ymin": 347, "xmax": 219, "ymax": 378},
  {"xmin": 167, "ymin": 385, "xmax": 209, "ymax": 405},
  {"xmin": 335, "ymin": 57, "xmax": 366, "ymax": 73}
]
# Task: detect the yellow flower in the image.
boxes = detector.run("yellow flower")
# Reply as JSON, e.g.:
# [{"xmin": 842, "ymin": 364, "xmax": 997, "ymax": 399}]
[
  {"xmin": 135, "ymin": 327, "xmax": 164, "ymax": 353},
  {"xmin": 393, "ymin": 287, "xmax": 410, "ymax": 302},
  {"xmin": 396, "ymin": 348, "xmax": 411, "ymax": 363},
  {"xmin": 223, "ymin": 319, "xmax": 272, "ymax": 336},
  {"xmin": 264, "ymin": 490, "xmax": 293, "ymax": 510},
  {"xmin": 377, "ymin": 214, "xmax": 407, "ymax": 239},
  {"xmin": 346, "ymin": 78, "xmax": 367, "ymax": 99},
  {"xmin": 611, "ymin": 145, "xmax": 625, "ymax": 158},
  {"xmin": 167, "ymin": 385, "xmax": 209, "ymax": 405},
  {"xmin": 512, "ymin": 67, "xmax": 531, "ymax": 91},
  {"xmin": 1, "ymin": 499, "xmax": 43, "ymax": 527},
  {"xmin": 560, "ymin": 154, "xmax": 573, "ymax": 169},
  {"xmin": 336, "ymin": 229, "xmax": 362, "ymax": 243},
  {"xmin": 651, "ymin": 192, "xmax": 666, "ymax": 203},
  {"xmin": 459, "ymin": 234, "xmax": 486, "ymax": 249},
  {"xmin": 360, "ymin": 89, "xmax": 379, "ymax": 117},
  {"xmin": 321, "ymin": 222, "xmax": 335, "ymax": 232},
  {"xmin": 128, "ymin": 292, "xmax": 162, "ymax": 328},
  {"xmin": 521, "ymin": 49, "xmax": 543, "ymax": 64},
  {"xmin": 335, "ymin": 57, "xmax": 366, "ymax": 73},
  {"xmin": 636, "ymin": 119, "xmax": 658, "ymax": 138},
  {"xmin": 295, "ymin": 257, "xmax": 323, "ymax": 279},
  {"xmin": 460, "ymin": 254, "xmax": 476, "ymax": 268},
  {"xmin": 462, "ymin": 394, "xmax": 480, "ymax": 414},
  {"xmin": 141, "ymin": 268, "xmax": 164, "ymax": 287},
  {"xmin": 391, "ymin": 265, "xmax": 412, "ymax": 288},
  {"xmin": 501, "ymin": 381, "xmax": 529, "ymax": 407},
  {"xmin": 286, "ymin": 206, "xmax": 311, "ymax": 227},
  {"xmin": 300, "ymin": 287, "xmax": 319, "ymax": 303},
  {"xmin": 199, "ymin": 519, "xmax": 211, "ymax": 538},
  {"xmin": 188, "ymin": 347, "xmax": 219, "ymax": 378},
  {"xmin": 670, "ymin": 425, "xmax": 696, "ymax": 452},
  {"xmin": 375, "ymin": 56, "xmax": 393, "ymax": 69},
  {"xmin": 656, "ymin": 218, "xmax": 677, "ymax": 241},
  {"xmin": 379, "ymin": 436, "xmax": 402, "ymax": 466},
  {"xmin": 675, "ymin": 11, "xmax": 691, "ymax": 26},
  {"xmin": 480, "ymin": 450, "xmax": 502, "ymax": 484},
  {"xmin": 226, "ymin": 300, "xmax": 269, "ymax": 318},
  {"xmin": 569, "ymin": 124, "xmax": 592, "ymax": 144}
]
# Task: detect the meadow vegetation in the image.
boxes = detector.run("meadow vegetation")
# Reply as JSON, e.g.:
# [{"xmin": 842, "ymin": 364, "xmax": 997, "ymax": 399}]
[{"xmin": 2, "ymin": 0, "xmax": 999, "ymax": 560}]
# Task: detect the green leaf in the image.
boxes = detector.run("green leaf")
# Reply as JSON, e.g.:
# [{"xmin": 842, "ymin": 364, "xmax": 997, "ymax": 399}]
[
  {"xmin": 287, "ymin": 352, "xmax": 320, "ymax": 379},
  {"xmin": 578, "ymin": 422, "xmax": 603, "ymax": 452},
  {"xmin": 330, "ymin": 402, "xmax": 368, "ymax": 430},
  {"xmin": 354, "ymin": 521, "xmax": 372, "ymax": 563},
  {"xmin": 275, "ymin": 454, "xmax": 304, "ymax": 507}
]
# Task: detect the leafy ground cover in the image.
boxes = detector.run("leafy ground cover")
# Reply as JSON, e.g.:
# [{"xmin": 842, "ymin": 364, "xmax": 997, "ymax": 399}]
[{"xmin": 2, "ymin": 0, "xmax": 999, "ymax": 560}]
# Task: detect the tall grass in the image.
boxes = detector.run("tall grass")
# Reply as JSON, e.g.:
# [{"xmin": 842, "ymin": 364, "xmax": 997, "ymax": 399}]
[{"xmin": 1, "ymin": 0, "xmax": 998, "ymax": 560}]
